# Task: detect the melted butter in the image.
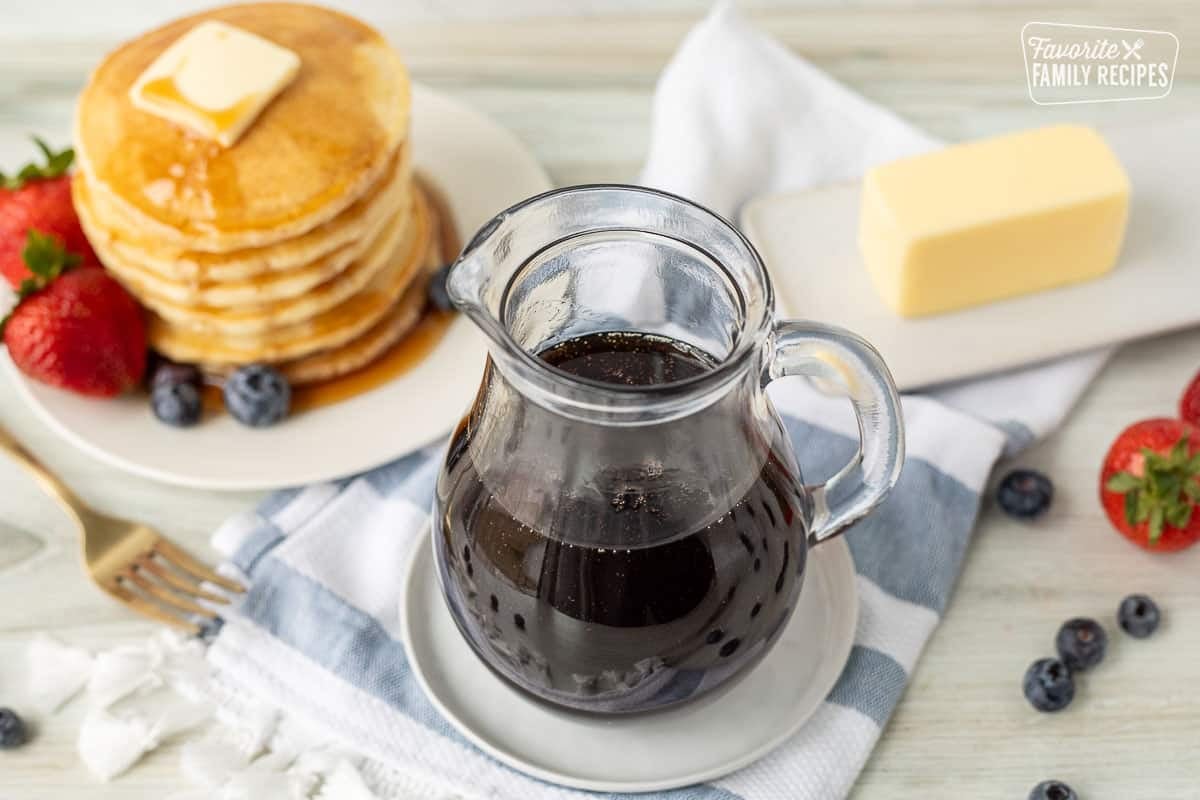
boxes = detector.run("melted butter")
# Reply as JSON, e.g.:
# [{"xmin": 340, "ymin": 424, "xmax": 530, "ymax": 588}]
[
  {"xmin": 141, "ymin": 75, "xmax": 265, "ymax": 140},
  {"xmin": 291, "ymin": 310, "xmax": 454, "ymax": 411},
  {"xmin": 200, "ymin": 310, "xmax": 455, "ymax": 415}
]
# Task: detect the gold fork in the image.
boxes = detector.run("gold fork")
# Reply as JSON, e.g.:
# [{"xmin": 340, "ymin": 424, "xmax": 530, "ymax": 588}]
[{"xmin": 0, "ymin": 425, "xmax": 244, "ymax": 634}]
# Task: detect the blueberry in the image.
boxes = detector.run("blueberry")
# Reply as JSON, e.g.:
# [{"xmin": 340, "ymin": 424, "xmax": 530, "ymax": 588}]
[
  {"xmin": 997, "ymin": 469, "xmax": 1054, "ymax": 519},
  {"xmin": 428, "ymin": 264, "xmax": 454, "ymax": 312},
  {"xmin": 1028, "ymin": 780, "xmax": 1078, "ymax": 800},
  {"xmin": 224, "ymin": 364, "xmax": 291, "ymax": 428},
  {"xmin": 1022, "ymin": 657, "xmax": 1075, "ymax": 712},
  {"xmin": 150, "ymin": 359, "xmax": 202, "ymax": 392},
  {"xmin": 1055, "ymin": 618, "xmax": 1107, "ymax": 672},
  {"xmin": 1118, "ymin": 594, "xmax": 1160, "ymax": 639},
  {"xmin": 0, "ymin": 708, "xmax": 27, "ymax": 749},
  {"xmin": 151, "ymin": 381, "xmax": 203, "ymax": 428}
]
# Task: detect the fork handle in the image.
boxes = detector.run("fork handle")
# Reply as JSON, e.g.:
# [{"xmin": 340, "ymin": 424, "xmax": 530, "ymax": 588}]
[{"xmin": 0, "ymin": 424, "xmax": 91, "ymax": 526}]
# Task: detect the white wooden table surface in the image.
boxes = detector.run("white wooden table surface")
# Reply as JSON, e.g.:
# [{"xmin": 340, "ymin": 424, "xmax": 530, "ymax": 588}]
[{"xmin": 1, "ymin": 2, "xmax": 1198, "ymax": 797}]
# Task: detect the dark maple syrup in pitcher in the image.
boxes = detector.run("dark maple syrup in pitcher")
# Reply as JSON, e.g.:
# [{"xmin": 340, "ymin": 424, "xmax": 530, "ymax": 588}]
[{"xmin": 435, "ymin": 331, "xmax": 808, "ymax": 713}]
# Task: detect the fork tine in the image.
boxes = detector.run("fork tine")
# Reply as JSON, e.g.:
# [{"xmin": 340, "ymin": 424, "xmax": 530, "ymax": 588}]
[
  {"xmin": 137, "ymin": 556, "xmax": 230, "ymax": 604},
  {"xmin": 120, "ymin": 569, "xmax": 220, "ymax": 621},
  {"xmin": 153, "ymin": 539, "xmax": 246, "ymax": 593},
  {"xmin": 109, "ymin": 584, "xmax": 202, "ymax": 635}
]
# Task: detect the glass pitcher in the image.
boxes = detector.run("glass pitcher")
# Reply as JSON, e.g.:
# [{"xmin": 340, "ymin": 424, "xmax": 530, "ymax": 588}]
[{"xmin": 432, "ymin": 185, "xmax": 903, "ymax": 714}]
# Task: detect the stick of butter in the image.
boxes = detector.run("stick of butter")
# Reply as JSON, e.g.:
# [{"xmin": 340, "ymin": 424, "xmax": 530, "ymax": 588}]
[
  {"xmin": 858, "ymin": 125, "xmax": 1130, "ymax": 318},
  {"xmin": 129, "ymin": 20, "xmax": 301, "ymax": 148}
]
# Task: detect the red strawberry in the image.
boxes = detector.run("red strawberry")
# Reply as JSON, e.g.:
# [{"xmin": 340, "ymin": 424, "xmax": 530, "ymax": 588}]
[
  {"xmin": 1100, "ymin": 418, "xmax": 1200, "ymax": 552},
  {"xmin": 2, "ymin": 233, "xmax": 145, "ymax": 397},
  {"xmin": 0, "ymin": 138, "xmax": 94, "ymax": 289},
  {"xmin": 1181, "ymin": 371, "xmax": 1200, "ymax": 428}
]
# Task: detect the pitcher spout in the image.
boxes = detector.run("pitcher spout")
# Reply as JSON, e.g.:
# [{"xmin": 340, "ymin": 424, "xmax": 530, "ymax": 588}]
[
  {"xmin": 445, "ymin": 247, "xmax": 486, "ymax": 313},
  {"xmin": 447, "ymin": 208, "xmax": 511, "ymax": 318},
  {"xmin": 445, "ymin": 209, "xmax": 518, "ymax": 364}
]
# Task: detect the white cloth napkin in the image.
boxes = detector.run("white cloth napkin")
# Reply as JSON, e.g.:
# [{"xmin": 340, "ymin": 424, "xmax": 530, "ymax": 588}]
[
  {"xmin": 205, "ymin": 4, "xmax": 1110, "ymax": 799},
  {"xmin": 641, "ymin": 1, "xmax": 1110, "ymax": 456}
]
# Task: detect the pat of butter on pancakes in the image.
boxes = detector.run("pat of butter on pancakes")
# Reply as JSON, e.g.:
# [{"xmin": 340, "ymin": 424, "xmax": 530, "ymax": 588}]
[{"xmin": 129, "ymin": 20, "xmax": 301, "ymax": 148}]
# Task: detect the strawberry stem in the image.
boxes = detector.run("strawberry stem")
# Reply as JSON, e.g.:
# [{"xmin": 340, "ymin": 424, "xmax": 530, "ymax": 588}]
[
  {"xmin": 1106, "ymin": 435, "xmax": 1200, "ymax": 545},
  {"xmin": 0, "ymin": 230, "xmax": 83, "ymax": 338},
  {"xmin": 0, "ymin": 137, "xmax": 74, "ymax": 190}
]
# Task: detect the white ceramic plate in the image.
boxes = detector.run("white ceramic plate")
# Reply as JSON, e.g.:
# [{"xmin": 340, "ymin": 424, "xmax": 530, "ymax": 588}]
[
  {"xmin": 741, "ymin": 116, "xmax": 1200, "ymax": 391},
  {"xmin": 401, "ymin": 530, "xmax": 858, "ymax": 793},
  {"xmin": 4, "ymin": 85, "xmax": 551, "ymax": 490}
]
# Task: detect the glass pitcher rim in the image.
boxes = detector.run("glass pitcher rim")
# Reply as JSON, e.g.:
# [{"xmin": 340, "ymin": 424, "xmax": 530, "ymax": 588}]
[{"xmin": 449, "ymin": 183, "xmax": 777, "ymax": 420}]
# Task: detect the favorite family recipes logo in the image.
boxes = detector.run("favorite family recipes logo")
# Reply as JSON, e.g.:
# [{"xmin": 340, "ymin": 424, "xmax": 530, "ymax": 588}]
[{"xmin": 1022, "ymin": 22, "xmax": 1179, "ymax": 104}]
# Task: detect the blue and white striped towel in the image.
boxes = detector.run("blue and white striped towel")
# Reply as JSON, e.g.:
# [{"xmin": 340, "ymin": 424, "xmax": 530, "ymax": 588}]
[{"xmin": 208, "ymin": 4, "xmax": 1108, "ymax": 798}]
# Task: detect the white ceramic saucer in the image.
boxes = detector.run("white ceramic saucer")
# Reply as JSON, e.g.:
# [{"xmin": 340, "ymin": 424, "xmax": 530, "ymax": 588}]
[
  {"xmin": 4, "ymin": 85, "xmax": 551, "ymax": 491},
  {"xmin": 401, "ymin": 530, "xmax": 858, "ymax": 793}
]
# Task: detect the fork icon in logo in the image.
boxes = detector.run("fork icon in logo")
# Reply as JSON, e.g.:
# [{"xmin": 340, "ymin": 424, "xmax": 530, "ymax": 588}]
[{"xmin": 1123, "ymin": 38, "xmax": 1145, "ymax": 60}]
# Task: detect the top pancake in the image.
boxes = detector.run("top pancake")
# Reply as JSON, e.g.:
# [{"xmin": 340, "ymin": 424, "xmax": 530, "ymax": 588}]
[{"xmin": 73, "ymin": 2, "xmax": 410, "ymax": 252}]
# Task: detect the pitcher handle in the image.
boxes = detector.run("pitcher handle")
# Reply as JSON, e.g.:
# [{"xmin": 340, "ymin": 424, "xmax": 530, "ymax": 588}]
[{"xmin": 765, "ymin": 320, "xmax": 905, "ymax": 545}]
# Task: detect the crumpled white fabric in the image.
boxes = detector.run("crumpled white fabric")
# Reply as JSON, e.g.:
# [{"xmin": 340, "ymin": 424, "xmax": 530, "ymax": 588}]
[
  {"xmin": 639, "ymin": 0, "xmax": 1111, "ymax": 453},
  {"xmin": 641, "ymin": 3, "xmax": 937, "ymax": 213}
]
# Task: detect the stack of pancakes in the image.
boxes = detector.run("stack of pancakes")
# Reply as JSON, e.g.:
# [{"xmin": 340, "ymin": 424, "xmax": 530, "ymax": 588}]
[{"xmin": 71, "ymin": 3, "xmax": 444, "ymax": 385}]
